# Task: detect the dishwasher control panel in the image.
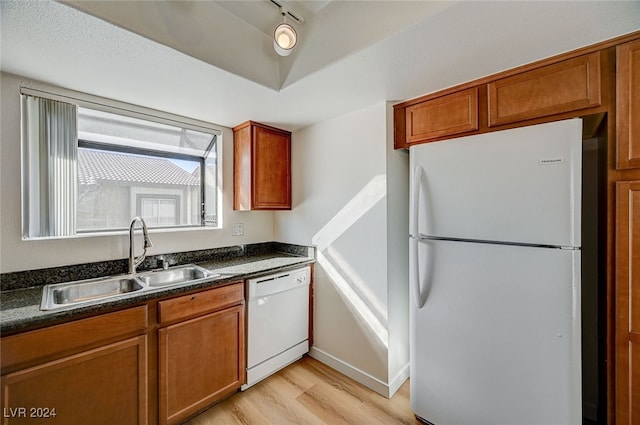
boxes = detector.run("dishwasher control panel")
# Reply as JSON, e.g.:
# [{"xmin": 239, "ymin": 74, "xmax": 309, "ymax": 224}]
[
  {"xmin": 293, "ymin": 268, "xmax": 310, "ymax": 285},
  {"xmin": 249, "ymin": 266, "xmax": 310, "ymax": 299}
]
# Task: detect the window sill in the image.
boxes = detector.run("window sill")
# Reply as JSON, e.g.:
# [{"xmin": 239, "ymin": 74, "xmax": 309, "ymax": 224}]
[{"xmin": 22, "ymin": 225, "xmax": 222, "ymax": 241}]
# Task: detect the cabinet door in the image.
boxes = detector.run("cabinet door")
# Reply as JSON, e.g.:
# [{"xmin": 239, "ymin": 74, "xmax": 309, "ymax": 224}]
[
  {"xmin": 616, "ymin": 181, "xmax": 640, "ymax": 425},
  {"xmin": 252, "ymin": 125, "xmax": 291, "ymax": 209},
  {"xmin": 617, "ymin": 40, "xmax": 640, "ymax": 170},
  {"xmin": 488, "ymin": 52, "xmax": 601, "ymax": 127},
  {"xmin": 158, "ymin": 305, "xmax": 245, "ymax": 425},
  {"xmin": 1, "ymin": 336, "xmax": 147, "ymax": 425},
  {"xmin": 405, "ymin": 87, "xmax": 478, "ymax": 144}
]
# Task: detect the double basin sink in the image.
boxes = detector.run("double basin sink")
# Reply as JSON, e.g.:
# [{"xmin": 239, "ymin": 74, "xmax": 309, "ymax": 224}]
[{"xmin": 40, "ymin": 264, "xmax": 219, "ymax": 310}]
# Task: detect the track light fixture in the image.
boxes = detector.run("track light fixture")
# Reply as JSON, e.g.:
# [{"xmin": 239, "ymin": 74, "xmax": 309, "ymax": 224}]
[{"xmin": 273, "ymin": 7, "xmax": 297, "ymax": 56}]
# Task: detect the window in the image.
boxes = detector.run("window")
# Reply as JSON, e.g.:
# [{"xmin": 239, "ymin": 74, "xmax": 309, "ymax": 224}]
[
  {"xmin": 21, "ymin": 87, "xmax": 222, "ymax": 238},
  {"xmin": 137, "ymin": 195, "xmax": 180, "ymax": 226}
]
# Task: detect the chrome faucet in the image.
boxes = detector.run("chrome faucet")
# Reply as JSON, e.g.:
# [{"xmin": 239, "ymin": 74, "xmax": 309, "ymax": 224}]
[{"xmin": 129, "ymin": 217, "xmax": 153, "ymax": 274}]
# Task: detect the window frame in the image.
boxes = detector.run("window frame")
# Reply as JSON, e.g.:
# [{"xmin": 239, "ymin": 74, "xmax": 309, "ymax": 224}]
[
  {"xmin": 77, "ymin": 140, "xmax": 209, "ymax": 233},
  {"xmin": 20, "ymin": 83, "xmax": 224, "ymax": 239}
]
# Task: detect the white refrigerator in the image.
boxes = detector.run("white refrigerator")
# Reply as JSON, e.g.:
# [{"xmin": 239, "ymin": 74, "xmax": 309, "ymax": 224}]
[{"xmin": 409, "ymin": 119, "xmax": 582, "ymax": 425}]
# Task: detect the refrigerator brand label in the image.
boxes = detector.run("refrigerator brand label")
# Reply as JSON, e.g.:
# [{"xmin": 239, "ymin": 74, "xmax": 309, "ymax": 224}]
[{"xmin": 538, "ymin": 158, "xmax": 564, "ymax": 165}]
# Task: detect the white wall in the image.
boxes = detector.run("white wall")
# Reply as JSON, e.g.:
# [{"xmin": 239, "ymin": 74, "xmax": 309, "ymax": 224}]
[
  {"xmin": 0, "ymin": 72, "xmax": 274, "ymax": 273},
  {"xmin": 275, "ymin": 101, "xmax": 409, "ymax": 396},
  {"xmin": 385, "ymin": 105, "xmax": 410, "ymax": 394}
]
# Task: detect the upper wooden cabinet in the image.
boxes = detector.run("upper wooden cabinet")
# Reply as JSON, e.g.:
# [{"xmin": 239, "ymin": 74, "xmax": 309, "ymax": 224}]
[
  {"xmin": 487, "ymin": 52, "xmax": 601, "ymax": 127},
  {"xmin": 394, "ymin": 48, "xmax": 607, "ymax": 149},
  {"xmin": 404, "ymin": 88, "xmax": 478, "ymax": 145},
  {"xmin": 617, "ymin": 40, "xmax": 640, "ymax": 170},
  {"xmin": 233, "ymin": 121, "xmax": 291, "ymax": 210}
]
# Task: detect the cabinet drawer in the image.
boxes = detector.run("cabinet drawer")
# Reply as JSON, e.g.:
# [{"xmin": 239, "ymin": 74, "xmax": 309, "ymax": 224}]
[
  {"xmin": 488, "ymin": 52, "xmax": 601, "ymax": 127},
  {"xmin": 405, "ymin": 87, "xmax": 478, "ymax": 144},
  {"xmin": 1, "ymin": 305, "xmax": 148, "ymax": 372},
  {"xmin": 158, "ymin": 282, "xmax": 244, "ymax": 324}
]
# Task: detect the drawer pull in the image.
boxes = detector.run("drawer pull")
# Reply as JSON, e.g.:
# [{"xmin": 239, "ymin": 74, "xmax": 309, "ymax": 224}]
[{"xmin": 158, "ymin": 282, "xmax": 244, "ymax": 324}]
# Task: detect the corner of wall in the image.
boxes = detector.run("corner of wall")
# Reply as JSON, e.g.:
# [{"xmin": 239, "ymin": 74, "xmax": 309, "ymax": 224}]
[
  {"xmin": 277, "ymin": 101, "xmax": 410, "ymax": 399},
  {"xmin": 384, "ymin": 102, "xmax": 410, "ymax": 388}
]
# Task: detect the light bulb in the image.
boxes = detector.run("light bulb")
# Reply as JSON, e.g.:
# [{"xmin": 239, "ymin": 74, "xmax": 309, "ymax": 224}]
[
  {"xmin": 273, "ymin": 22, "xmax": 297, "ymax": 56},
  {"xmin": 277, "ymin": 33, "xmax": 292, "ymax": 49}
]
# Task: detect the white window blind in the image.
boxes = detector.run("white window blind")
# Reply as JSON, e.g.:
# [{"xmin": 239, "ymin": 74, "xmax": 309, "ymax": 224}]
[
  {"xmin": 20, "ymin": 84, "xmax": 223, "ymax": 238},
  {"xmin": 21, "ymin": 96, "xmax": 78, "ymax": 238}
]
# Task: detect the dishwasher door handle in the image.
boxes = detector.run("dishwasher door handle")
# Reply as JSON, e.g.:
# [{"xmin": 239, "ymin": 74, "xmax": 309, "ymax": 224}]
[{"xmin": 256, "ymin": 274, "xmax": 290, "ymax": 284}]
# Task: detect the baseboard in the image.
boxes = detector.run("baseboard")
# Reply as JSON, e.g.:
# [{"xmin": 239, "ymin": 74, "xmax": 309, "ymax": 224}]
[
  {"xmin": 388, "ymin": 362, "xmax": 410, "ymax": 397},
  {"xmin": 309, "ymin": 347, "xmax": 408, "ymax": 398}
]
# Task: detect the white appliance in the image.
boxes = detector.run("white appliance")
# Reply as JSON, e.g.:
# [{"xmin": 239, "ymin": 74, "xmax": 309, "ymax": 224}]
[
  {"xmin": 409, "ymin": 119, "xmax": 582, "ymax": 425},
  {"xmin": 241, "ymin": 266, "xmax": 310, "ymax": 390}
]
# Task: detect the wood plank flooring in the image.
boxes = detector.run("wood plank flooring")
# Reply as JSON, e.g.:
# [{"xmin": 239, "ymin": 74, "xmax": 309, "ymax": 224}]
[{"xmin": 185, "ymin": 355, "xmax": 422, "ymax": 425}]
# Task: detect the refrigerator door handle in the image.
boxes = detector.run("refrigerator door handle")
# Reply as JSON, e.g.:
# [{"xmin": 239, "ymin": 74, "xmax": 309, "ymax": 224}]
[
  {"xmin": 410, "ymin": 237, "xmax": 426, "ymax": 309},
  {"xmin": 411, "ymin": 166, "xmax": 424, "ymax": 238},
  {"xmin": 411, "ymin": 166, "xmax": 427, "ymax": 309}
]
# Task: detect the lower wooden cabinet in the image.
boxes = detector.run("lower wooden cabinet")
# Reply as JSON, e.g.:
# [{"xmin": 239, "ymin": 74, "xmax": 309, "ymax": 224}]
[
  {"xmin": 1, "ymin": 334, "xmax": 147, "ymax": 425},
  {"xmin": 158, "ymin": 304, "xmax": 245, "ymax": 425},
  {"xmin": 1, "ymin": 282, "xmax": 246, "ymax": 425},
  {"xmin": 0, "ymin": 306, "xmax": 148, "ymax": 425},
  {"xmin": 616, "ymin": 181, "xmax": 640, "ymax": 425}
]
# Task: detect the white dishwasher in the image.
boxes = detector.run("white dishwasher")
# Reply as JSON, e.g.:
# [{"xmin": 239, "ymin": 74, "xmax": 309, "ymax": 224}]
[{"xmin": 241, "ymin": 266, "xmax": 310, "ymax": 390}]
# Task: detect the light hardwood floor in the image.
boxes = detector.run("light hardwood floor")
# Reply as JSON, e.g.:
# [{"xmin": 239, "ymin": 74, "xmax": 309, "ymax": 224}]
[{"xmin": 185, "ymin": 355, "xmax": 422, "ymax": 425}]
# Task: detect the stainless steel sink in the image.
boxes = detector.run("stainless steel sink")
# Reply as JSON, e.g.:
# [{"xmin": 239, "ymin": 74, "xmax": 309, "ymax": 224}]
[
  {"xmin": 136, "ymin": 265, "xmax": 218, "ymax": 287},
  {"xmin": 40, "ymin": 264, "xmax": 219, "ymax": 310},
  {"xmin": 41, "ymin": 276, "xmax": 144, "ymax": 310}
]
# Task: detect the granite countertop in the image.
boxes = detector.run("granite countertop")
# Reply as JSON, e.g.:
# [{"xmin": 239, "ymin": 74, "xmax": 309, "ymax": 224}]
[{"xmin": 0, "ymin": 250, "xmax": 314, "ymax": 335}]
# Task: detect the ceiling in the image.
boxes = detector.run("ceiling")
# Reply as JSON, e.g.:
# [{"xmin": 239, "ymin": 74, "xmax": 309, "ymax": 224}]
[
  {"xmin": 214, "ymin": 1, "xmax": 333, "ymax": 34},
  {"xmin": 1, "ymin": 1, "xmax": 639, "ymax": 132},
  {"xmin": 60, "ymin": 0, "xmax": 454, "ymax": 90}
]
